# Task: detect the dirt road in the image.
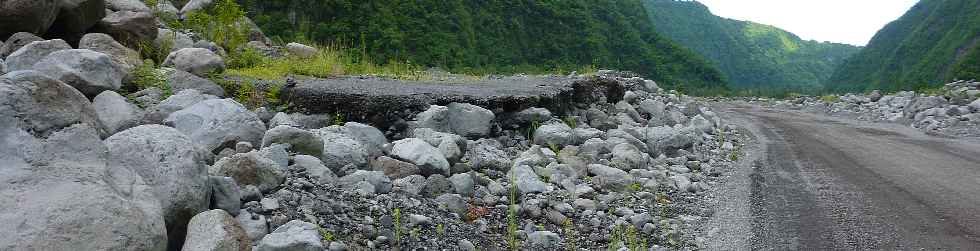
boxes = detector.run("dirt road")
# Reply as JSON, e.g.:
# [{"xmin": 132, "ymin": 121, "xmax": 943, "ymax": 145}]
[{"xmin": 704, "ymin": 103, "xmax": 980, "ymax": 250}]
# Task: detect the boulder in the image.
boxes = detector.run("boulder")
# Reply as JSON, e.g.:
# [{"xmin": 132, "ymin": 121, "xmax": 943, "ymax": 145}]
[
  {"xmin": 510, "ymin": 107, "xmax": 552, "ymax": 126},
  {"xmin": 182, "ymin": 210, "xmax": 251, "ymax": 251},
  {"xmin": 645, "ymin": 126, "xmax": 694, "ymax": 155},
  {"xmin": 533, "ymin": 121, "xmax": 575, "ymax": 147},
  {"xmin": 370, "ymin": 155, "xmax": 420, "ymax": 179},
  {"xmin": 588, "ymin": 164, "xmax": 632, "ymax": 192},
  {"xmin": 263, "ymin": 125, "xmax": 324, "ymax": 157},
  {"xmin": 0, "ymin": 70, "xmax": 109, "ymax": 138},
  {"xmin": 448, "ymin": 172, "xmax": 475, "ymax": 196},
  {"xmin": 904, "ymin": 96, "xmax": 948, "ymax": 119},
  {"xmin": 286, "ymin": 42, "xmax": 317, "ymax": 58},
  {"xmin": 33, "ymin": 49, "xmax": 124, "ymax": 97},
  {"xmin": 45, "ymin": 0, "xmax": 106, "ymax": 43},
  {"xmin": 0, "ymin": 123, "xmax": 167, "ymax": 251},
  {"xmin": 106, "ymin": 0, "xmax": 149, "ymax": 12},
  {"xmin": 209, "ymin": 176, "xmax": 241, "ymax": 216},
  {"xmin": 79, "ymin": 33, "xmax": 142, "ymax": 80},
  {"xmin": 435, "ymin": 193, "xmax": 468, "ymax": 216},
  {"xmin": 0, "ymin": 59, "xmax": 5, "ymax": 74},
  {"xmin": 337, "ymin": 170, "xmax": 392, "ymax": 195},
  {"xmin": 236, "ymin": 211, "xmax": 269, "ymax": 244},
  {"xmin": 141, "ymin": 88, "xmax": 217, "ymax": 124},
  {"xmin": 415, "ymin": 105, "xmax": 451, "ymax": 132},
  {"xmin": 162, "ymin": 67, "xmax": 226, "ymax": 96},
  {"xmin": 164, "ymin": 99, "xmax": 266, "ymax": 153},
  {"xmin": 527, "ymin": 231, "xmax": 561, "ymax": 249},
  {"xmin": 156, "ymin": 28, "xmax": 194, "ymax": 51},
  {"xmin": 313, "ymin": 128, "xmax": 369, "ymax": 174},
  {"xmin": 447, "ymin": 102, "xmax": 494, "ymax": 138},
  {"xmin": 0, "ymin": 1, "xmax": 59, "ymax": 41},
  {"xmin": 393, "ymin": 175, "xmax": 426, "ymax": 196},
  {"xmin": 93, "ymin": 90, "xmax": 142, "ymax": 134},
  {"xmin": 293, "ymin": 155, "xmax": 337, "ymax": 184},
  {"xmin": 509, "ymin": 164, "xmax": 548, "ymax": 195},
  {"xmin": 153, "ymin": 0, "xmax": 179, "ymax": 16},
  {"xmin": 468, "ymin": 138, "xmax": 511, "ymax": 171},
  {"xmin": 391, "ymin": 138, "xmax": 451, "ymax": 176},
  {"xmin": 105, "ymin": 125, "xmax": 212, "ymax": 247},
  {"xmin": 421, "ymin": 174, "xmax": 453, "ymax": 197},
  {"xmin": 413, "ymin": 128, "xmax": 467, "ymax": 163},
  {"xmin": 610, "ymin": 143, "xmax": 648, "ymax": 170},
  {"xmin": 869, "ymin": 90, "xmax": 883, "ymax": 102},
  {"xmin": 164, "ymin": 48, "xmax": 225, "ymax": 77},
  {"xmin": 179, "ymin": 0, "xmax": 214, "ymax": 17},
  {"xmin": 210, "ymin": 151, "xmax": 285, "ymax": 193},
  {"xmin": 92, "ymin": 10, "xmax": 157, "ymax": 48},
  {"xmin": 336, "ymin": 122, "xmax": 387, "ymax": 157},
  {"xmin": 5, "ymin": 39, "xmax": 71, "ymax": 72},
  {"xmin": 256, "ymin": 220, "xmax": 323, "ymax": 251},
  {"xmin": 968, "ymin": 98, "xmax": 980, "ymax": 112},
  {"xmin": 1, "ymin": 32, "xmax": 43, "ymax": 58}
]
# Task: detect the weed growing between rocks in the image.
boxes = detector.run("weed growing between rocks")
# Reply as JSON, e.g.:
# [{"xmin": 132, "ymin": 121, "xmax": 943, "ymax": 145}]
[{"xmin": 129, "ymin": 59, "xmax": 172, "ymax": 98}]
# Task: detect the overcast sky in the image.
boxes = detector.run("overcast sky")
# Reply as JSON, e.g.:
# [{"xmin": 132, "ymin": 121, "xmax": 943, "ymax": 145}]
[{"xmin": 697, "ymin": 0, "xmax": 920, "ymax": 46}]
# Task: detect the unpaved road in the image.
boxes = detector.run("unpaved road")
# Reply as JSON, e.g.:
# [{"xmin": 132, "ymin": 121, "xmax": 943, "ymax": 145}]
[{"xmin": 705, "ymin": 103, "xmax": 980, "ymax": 250}]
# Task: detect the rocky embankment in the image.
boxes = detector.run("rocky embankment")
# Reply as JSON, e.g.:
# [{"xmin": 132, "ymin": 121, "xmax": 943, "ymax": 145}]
[
  {"xmin": 1, "ymin": 0, "xmax": 747, "ymax": 250},
  {"xmin": 766, "ymin": 80, "xmax": 980, "ymax": 138}
]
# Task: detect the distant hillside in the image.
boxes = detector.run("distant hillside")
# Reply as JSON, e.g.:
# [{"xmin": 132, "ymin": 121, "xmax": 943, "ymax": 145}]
[
  {"xmin": 644, "ymin": 0, "xmax": 860, "ymax": 92},
  {"xmin": 826, "ymin": 0, "xmax": 980, "ymax": 92},
  {"xmin": 239, "ymin": 0, "xmax": 728, "ymax": 93}
]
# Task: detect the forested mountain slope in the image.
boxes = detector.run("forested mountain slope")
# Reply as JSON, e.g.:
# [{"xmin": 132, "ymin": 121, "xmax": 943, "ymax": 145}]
[
  {"xmin": 238, "ymin": 0, "xmax": 728, "ymax": 93},
  {"xmin": 644, "ymin": 0, "xmax": 860, "ymax": 92},
  {"xmin": 826, "ymin": 0, "xmax": 980, "ymax": 92}
]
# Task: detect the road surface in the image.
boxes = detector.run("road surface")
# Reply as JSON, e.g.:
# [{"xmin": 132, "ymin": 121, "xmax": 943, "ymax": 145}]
[{"xmin": 704, "ymin": 103, "xmax": 980, "ymax": 250}]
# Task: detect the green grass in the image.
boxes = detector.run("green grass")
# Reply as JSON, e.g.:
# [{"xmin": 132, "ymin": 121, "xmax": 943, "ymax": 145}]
[
  {"xmin": 819, "ymin": 94, "xmax": 840, "ymax": 103},
  {"xmin": 225, "ymin": 43, "xmax": 434, "ymax": 81},
  {"xmin": 130, "ymin": 59, "xmax": 172, "ymax": 99},
  {"xmin": 393, "ymin": 207, "xmax": 403, "ymax": 244},
  {"xmin": 507, "ymin": 173, "xmax": 521, "ymax": 250}
]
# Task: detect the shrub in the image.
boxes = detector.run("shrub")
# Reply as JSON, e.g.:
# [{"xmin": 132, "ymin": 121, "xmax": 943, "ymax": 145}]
[{"xmin": 131, "ymin": 59, "xmax": 171, "ymax": 98}]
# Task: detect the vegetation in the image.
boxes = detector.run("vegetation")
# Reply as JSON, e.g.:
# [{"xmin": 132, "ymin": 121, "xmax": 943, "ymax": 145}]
[
  {"xmin": 826, "ymin": 0, "xmax": 980, "ymax": 92},
  {"xmin": 130, "ymin": 59, "xmax": 172, "ymax": 98},
  {"xmin": 644, "ymin": 0, "xmax": 860, "ymax": 93},
  {"xmin": 238, "ymin": 0, "xmax": 728, "ymax": 93}
]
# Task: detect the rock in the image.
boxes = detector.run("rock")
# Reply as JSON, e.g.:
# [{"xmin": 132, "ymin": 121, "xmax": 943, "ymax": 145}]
[
  {"xmin": 510, "ymin": 165, "xmax": 548, "ymax": 195},
  {"xmin": 106, "ymin": 0, "xmax": 149, "ymax": 11},
  {"xmin": 210, "ymin": 151, "xmax": 285, "ymax": 193},
  {"xmin": 33, "ymin": 49, "xmax": 124, "ymax": 97},
  {"xmin": 414, "ymin": 105, "xmax": 451, "ymax": 132},
  {"xmin": 292, "ymin": 155, "xmax": 337, "ymax": 184},
  {"xmin": 339, "ymin": 122, "xmax": 387, "ymax": 157},
  {"xmin": 967, "ymin": 98, "xmax": 980, "ymax": 112},
  {"xmin": 527, "ymin": 231, "xmax": 560, "ymax": 249},
  {"xmin": 458, "ymin": 239, "xmax": 476, "ymax": 251},
  {"xmin": 5, "ymin": 39, "xmax": 71, "ymax": 72},
  {"xmin": 638, "ymin": 99, "xmax": 667, "ymax": 121},
  {"xmin": 869, "ymin": 90, "xmax": 883, "ymax": 102},
  {"xmin": 0, "ymin": 123, "xmax": 167, "ymax": 251},
  {"xmin": 209, "ymin": 176, "xmax": 241, "ymax": 216},
  {"xmin": 141, "ymin": 89, "xmax": 217, "ymax": 124},
  {"xmin": 391, "ymin": 138, "xmax": 451, "ymax": 176},
  {"xmin": 286, "ymin": 42, "xmax": 317, "ymax": 58},
  {"xmin": 689, "ymin": 114, "xmax": 714, "ymax": 134},
  {"xmin": 642, "ymin": 80, "xmax": 660, "ymax": 93},
  {"xmin": 79, "ymin": 33, "xmax": 142, "ymax": 80},
  {"xmin": 105, "ymin": 125, "xmax": 211, "ymax": 246},
  {"xmin": 256, "ymin": 220, "xmax": 323, "ymax": 251},
  {"xmin": 513, "ymin": 107, "xmax": 552, "ymax": 125},
  {"xmin": 268, "ymin": 112, "xmax": 296, "ymax": 127},
  {"xmin": 262, "ymin": 125, "xmax": 324, "ymax": 157},
  {"xmin": 338, "ymin": 170, "xmax": 392, "ymax": 194},
  {"xmin": 448, "ymin": 172, "xmax": 475, "ymax": 196},
  {"xmin": 163, "ymin": 48, "xmax": 226, "ymax": 77},
  {"xmin": 645, "ymin": 126, "xmax": 694, "ymax": 155},
  {"xmin": 904, "ymin": 96, "xmax": 948, "ymax": 119},
  {"xmin": 469, "ymin": 138, "xmax": 511, "ymax": 171},
  {"xmin": 156, "ymin": 28, "xmax": 194, "ymax": 51},
  {"xmin": 447, "ymin": 102, "xmax": 494, "ymax": 138},
  {"xmin": 673, "ymin": 175, "xmax": 694, "ymax": 193},
  {"xmin": 0, "ymin": 2, "xmax": 59, "ymax": 41},
  {"xmin": 588, "ymin": 164, "xmax": 632, "ymax": 192},
  {"xmin": 533, "ymin": 121, "xmax": 575, "ymax": 147},
  {"xmin": 0, "ymin": 70, "xmax": 109, "ymax": 138},
  {"xmin": 314, "ymin": 129, "xmax": 369, "ymax": 174},
  {"xmin": 45, "ymin": 0, "xmax": 106, "ymax": 43},
  {"xmin": 93, "ymin": 90, "xmax": 142, "ymax": 134},
  {"xmin": 162, "ymin": 67, "xmax": 226, "ymax": 96},
  {"xmin": 611, "ymin": 143, "xmax": 648, "ymax": 170},
  {"xmin": 421, "ymin": 174, "xmax": 453, "ymax": 197},
  {"xmin": 1, "ymin": 32, "xmax": 44, "ymax": 59},
  {"xmin": 392, "ymin": 175, "xmax": 426, "ymax": 195},
  {"xmin": 182, "ymin": 209, "xmax": 251, "ymax": 251},
  {"xmin": 164, "ymin": 99, "xmax": 266, "ymax": 153},
  {"xmin": 179, "ymin": 0, "xmax": 214, "ymax": 17},
  {"xmin": 413, "ymin": 128, "xmax": 467, "ymax": 163},
  {"xmin": 92, "ymin": 10, "xmax": 156, "ymax": 47},
  {"xmin": 0, "ymin": 59, "xmax": 5, "ymax": 74},
  {"xmin": 370, "ymin": 155, "xmax": 420, "ymax": 179},
  {"xmin": 236, "ymin": 211, "xmax": 269, "ymax": 244},
  {"xmin": 260, "ymin": 198, "xmax": 280, "ymax": 212},
  {"xmin": 435, "ymin": 193, "xmax": 468, "ymax": 216},
  {"xmin": 153, "ymin": 0, "xmax": 179, "ymax": 16}
]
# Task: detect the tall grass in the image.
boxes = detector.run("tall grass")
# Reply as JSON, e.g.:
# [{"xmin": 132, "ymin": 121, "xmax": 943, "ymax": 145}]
[{"xmin": 225, "ymin": 43, "xmax": 430, "ymax": 81}]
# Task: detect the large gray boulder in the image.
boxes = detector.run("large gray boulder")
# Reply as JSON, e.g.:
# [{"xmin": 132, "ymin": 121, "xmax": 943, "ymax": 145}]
[
  {"xmin": 209, "ymin": 176, "xmax": 241, "ymax": 216},
  {"xmin": 105, "ymin": 125, "xmax": 212, "ymax": 248},
  {"xmin": 263, "ymin": 125, "xmax": 324, "ymax": 157},
  {"xmin": 337, "ymin": 170, "xmax": 392, "ymax": 195},
  {"xmin": 182, "ymin": 209, "xmax": 251, "ymax": 251},
  {"xmin": 164, "ymin": 99, "xmax": 266, "ymax": 153},
  {"xmin": 79, "ymin": 33, "xmax": 142, "ymax": 80},
  {"xmin": 527, "ymin": 231, "xmax": 561, "ymax": 249},
  {"xmin": 162, "ymin": 67, "xmax": 226, "ymax": 96},
  {"xmin": 236, "ymin": 211, "xmax": 269, "ymax": 244},
  {"xmin": 163, "ymin": 47, "xmax": 225, "ymax": 77},
  {"xmin": 141, "ymin": 88, "xmax": 217, "ymax": 125},
  {"xmin": 179, "ymin": 0, "xmax": 213, "ymax": 17},
  {"xmin": 313, "ymin": 128, "xmax": 369, "ymax": 174},
  {"xmin": 588, "ymin": 164, "xmax": 632, "ymax": 192},
  {"xmin": 904, "ymin": 96, "xmax": 948, "ymax": 119},
  {"xmin": 0, "ymin": 70, "xmax": 109, "ymax": 138},
  {"xmin": 0, "ymin": 1, "xmax": 59, "ymax": 41},
  {"xmin": 370, "ymin": 155, "xmax": 420, "ymax": 179},
  {"xmin": 210, "ymin": 151, "xmax": 285, "ymax": 193},
  {"xmin": 610, "ymin": 143, "xmax": 648, "ymax": 170},
  {"xmin": 33, "ymin": 49, "xmax": 124, "ymax": 97},
  {"xmin": 338, "ymin": 122, "xmax": 388, "ymax": 157},
  {"xmin": 92, "ymin": 10, "xmax": 157, "ymax": 48},
  {"xmin": 0, "ymin": 123, "xmax": 167, "ymax": 251},
  {"xmin": 292, "ymin": 155, "xmax": 337, "ymax": 185},
  {"xmin": 5, "ymin": 39, "xmax": 71, "ymax": 72},
  {"xmin": 533, "ymin": 121, "xmax": 575, "ymax": 147},
  {"xmin": 286, "ymin": 42, "xmax": 317, "ymax": 58},
  {"xmin": 644, "ymin": 126, "xmax": 694, "ymax": 155},
  {"xmin": 509, "ymin": 164, "xmax": 548, "ymax": 195},
  {"xmin": 415, "ymin": 105, "xmax": 451, "ymax": 132},
  {"xmin": 468, "ymin": 138, "xmax": 511, "ymax": 171},
  {"xmin": 45, "ymin": 0, "xmax": 106, "ymax": 43},
  {"xmin": 1, "ymin": 32, "xmax": 43, "ymax": 58},
  {"xmin": 93, "ymin": 90, "xmax": 142, "ymax": 134},
  {"xmin": 256, "ymin": 220, "xmax": 323, "ymax": 251},
  {"xmin": 391, "ymin": 138, "xmax": 451, "ymax": 176},
  {"xmin": 447, "ymin": 102, "xmax": 494, "ymax": 138},
  {"xmin": 413, "ymin": 128, "xmax": 467, "ymax": 164},
  {"xmin": 106, "ymin": 0, "xmax": 149, "ymax": 12}
]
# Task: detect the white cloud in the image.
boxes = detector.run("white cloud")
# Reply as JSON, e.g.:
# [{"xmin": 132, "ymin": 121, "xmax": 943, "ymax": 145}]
[{"xmin": 695, "ymin": 0, "xmax": 920, "ymax": 46}]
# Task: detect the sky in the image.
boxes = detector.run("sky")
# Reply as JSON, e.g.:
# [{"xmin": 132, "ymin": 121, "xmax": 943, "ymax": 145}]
[{"xmin": 697, "ymin": 0, "xmax": 920, "ymax": 46}]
